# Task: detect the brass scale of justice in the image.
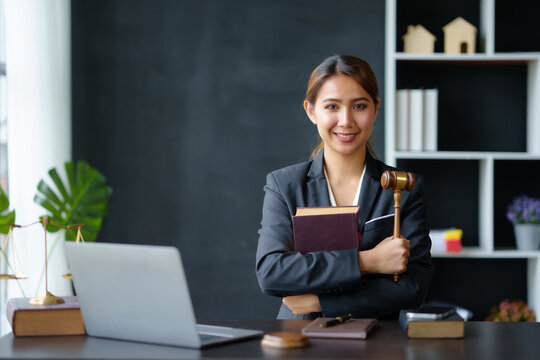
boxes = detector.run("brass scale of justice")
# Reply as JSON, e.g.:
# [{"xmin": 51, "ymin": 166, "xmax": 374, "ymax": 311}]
[{"xmin": 0, "ymin": 216, "xmax": 85, "ymax": 305}]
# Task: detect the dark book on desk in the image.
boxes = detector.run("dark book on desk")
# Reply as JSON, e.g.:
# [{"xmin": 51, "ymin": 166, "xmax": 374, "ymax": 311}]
[
  {"xmin": 301, "ymin": 317, "xmax": 377, "ymax": 339},
  {"xmin": 398, "ymin": 310, "xmax": 465, "ymax": 339},
  {"xmin": 292, "ymin": 206, "xmax": 360, "ymax": 255},
  {"xmin": 6, "ymin": 296, "xmax": 85, "ymax": 336}
]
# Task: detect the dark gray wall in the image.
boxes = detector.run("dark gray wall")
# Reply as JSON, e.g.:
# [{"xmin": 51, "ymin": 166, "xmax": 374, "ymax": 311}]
[{"xmin": 71, "ymin": 0, "xmax": 385, "ymax": 319}]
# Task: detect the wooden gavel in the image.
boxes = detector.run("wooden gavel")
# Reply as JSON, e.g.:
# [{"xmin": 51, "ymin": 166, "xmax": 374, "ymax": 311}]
[{"xmin": 380, "ymin": 170, "xmax": 415, "ymax": 282}]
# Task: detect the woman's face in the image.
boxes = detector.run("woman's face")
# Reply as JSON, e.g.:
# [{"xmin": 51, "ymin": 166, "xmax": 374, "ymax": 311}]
[{"xmin": 304, "ymin": 74, "xmax": 379, "ymax": 158}]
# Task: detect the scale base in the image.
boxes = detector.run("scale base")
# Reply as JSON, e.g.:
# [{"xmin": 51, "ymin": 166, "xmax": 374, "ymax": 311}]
[{"xmin": 29, "ymin": 291, "xmax": 65, "ymax": 305}]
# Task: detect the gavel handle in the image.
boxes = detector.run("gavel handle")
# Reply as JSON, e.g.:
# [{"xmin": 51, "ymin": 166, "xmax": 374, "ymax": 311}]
[{"xmin": 393, "ymin": 190, "xmax": 401, "ymax": 282}]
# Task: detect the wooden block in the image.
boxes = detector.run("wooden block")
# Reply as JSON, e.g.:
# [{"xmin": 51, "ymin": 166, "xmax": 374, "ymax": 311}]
[{"xmin": 260, "ymin": 332, "xmax": 310, "ymax": 349}]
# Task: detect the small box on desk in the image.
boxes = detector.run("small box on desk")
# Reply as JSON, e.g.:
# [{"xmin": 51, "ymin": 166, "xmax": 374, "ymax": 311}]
[{"xmin": 6, "ymin": 296, "xmax": 85, "ymax": 336}]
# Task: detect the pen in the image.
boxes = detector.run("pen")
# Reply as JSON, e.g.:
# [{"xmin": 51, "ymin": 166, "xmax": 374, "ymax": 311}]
[{"xmin": 320, "ymin": 314, "xmax": 352, "ymax": 327}]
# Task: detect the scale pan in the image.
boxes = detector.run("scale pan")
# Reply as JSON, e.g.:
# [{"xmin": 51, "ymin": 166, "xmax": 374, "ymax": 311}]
[{"xmin": 0, "ymin": 274, "xmax": 28, "ymax": 280}]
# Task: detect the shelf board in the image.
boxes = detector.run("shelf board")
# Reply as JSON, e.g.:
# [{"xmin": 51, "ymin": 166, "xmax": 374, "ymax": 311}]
[
  {"xmin": 394, "ymin": 151, "xmax": 540, "ymax": 161},
  {"xmin": 393, "ymin": 52, "xmax": 540, "ymax": 63},
  {"xmin": 432, "ymin": 248, "xmax": 540, "ymax": 259}
]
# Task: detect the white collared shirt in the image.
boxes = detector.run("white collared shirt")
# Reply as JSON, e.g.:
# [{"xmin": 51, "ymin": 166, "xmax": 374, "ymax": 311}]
[{"xmin": 324, "ymin": 166, "xmax": 366, "ymax": 207}]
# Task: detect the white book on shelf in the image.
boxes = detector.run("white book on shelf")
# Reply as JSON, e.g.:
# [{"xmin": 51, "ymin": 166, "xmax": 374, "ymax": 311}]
[
  {"xmin": 408, "ymin": 89, "xmax": 423, "ymax": 151},
  {"xmin": 395, "ymin": 89, "xmax": 409, "ymax": 151},
  {"xmin": 423, "ymin": 88, "xmax": 438, "ymax": 152}
]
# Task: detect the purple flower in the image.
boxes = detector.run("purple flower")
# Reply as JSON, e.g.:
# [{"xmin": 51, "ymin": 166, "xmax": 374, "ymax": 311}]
[{"xmin": 507, "ymin": 195, "xmax": 540, "ymax": 224}]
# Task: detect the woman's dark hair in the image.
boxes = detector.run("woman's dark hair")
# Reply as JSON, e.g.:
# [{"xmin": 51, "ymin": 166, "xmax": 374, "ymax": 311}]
[{"xmin": 306, "ymin": 55, "xmax": 379, "ymax": 159}]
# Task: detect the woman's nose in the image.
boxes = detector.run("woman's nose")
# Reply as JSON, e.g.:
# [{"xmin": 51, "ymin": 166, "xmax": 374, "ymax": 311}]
[{"xmin": 338, "ymin": 109, "xmax": 353, "ymax": 127}]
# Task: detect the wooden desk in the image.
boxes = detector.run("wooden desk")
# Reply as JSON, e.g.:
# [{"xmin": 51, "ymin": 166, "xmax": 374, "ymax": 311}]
[{"xmin": 1, "ymin": 319, "xmax": 539, "ymax": 359}]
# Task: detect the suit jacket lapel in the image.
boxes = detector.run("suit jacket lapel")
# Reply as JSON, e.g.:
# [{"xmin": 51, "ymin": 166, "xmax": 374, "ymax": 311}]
[
  {"xmin": 357, "ymin": 152, "xmax": 383, "ymax": 231},
  {"xmin": 306, "ymin": 152, "xmax": 331, "ymax": 207}
]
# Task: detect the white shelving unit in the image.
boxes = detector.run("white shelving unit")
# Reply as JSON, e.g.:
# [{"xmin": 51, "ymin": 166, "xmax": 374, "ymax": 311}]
[{"xmin": 385, "ymin": 0, "xmax": 540, "ymax": 315}]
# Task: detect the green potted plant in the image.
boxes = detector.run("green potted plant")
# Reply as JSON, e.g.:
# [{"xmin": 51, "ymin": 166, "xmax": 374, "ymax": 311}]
[
  {"xmin": 506, "ymin": 195, "xmax": 540, "ymax": 251},
  {"xmin": 33, "ymin": 160, "xmax": 112, "ymax": 242}
]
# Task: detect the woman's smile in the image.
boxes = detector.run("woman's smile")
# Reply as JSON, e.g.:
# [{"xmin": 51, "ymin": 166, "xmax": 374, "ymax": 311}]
[{"xmin": 334, "ymin": 132, "xmax": 358, "ymax": 142}]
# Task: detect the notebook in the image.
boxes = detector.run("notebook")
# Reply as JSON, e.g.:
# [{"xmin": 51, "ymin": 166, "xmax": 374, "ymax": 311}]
[
  {"xmin": 301, "ymin": 317, "xmax": 378, "ymax": 339},
  {"xmin": 64, "ymin": 242, "xmax": 262, "ymax": 348}
]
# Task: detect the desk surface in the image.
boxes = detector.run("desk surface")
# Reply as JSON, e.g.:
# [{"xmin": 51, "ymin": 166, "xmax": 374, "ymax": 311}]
[{"xmin": 1, "ymin": 319, "xmax": 540, "ymax": 359}]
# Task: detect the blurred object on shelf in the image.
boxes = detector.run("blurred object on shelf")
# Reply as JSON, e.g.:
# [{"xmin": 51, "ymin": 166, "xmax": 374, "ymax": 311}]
[
  {"xmin": 402, "ymin": 24, "xmax": 436, "ymax": 54},
  {"xmin": 442, "ymin": 17, "xmax": 477, "ymax": 54},
  {"xmin": 485, "ymin": 299, "xmax": 536, "ymax": 322},
  {"xmin": 506, "ymin": 195, "xmax": 540, "ymax": 250},
  {"xmin": 430, "ymin": 228, "xmax": 463, "ymax": 253}
]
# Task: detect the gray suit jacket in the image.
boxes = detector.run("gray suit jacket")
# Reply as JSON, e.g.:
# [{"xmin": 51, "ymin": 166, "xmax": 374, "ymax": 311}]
[{"xmin": 255, "ymin": 151, "xmax": 434, "ymax": 319}]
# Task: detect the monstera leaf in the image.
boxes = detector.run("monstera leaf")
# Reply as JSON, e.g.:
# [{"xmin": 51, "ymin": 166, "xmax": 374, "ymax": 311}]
[
  {"xmin": 33, "ymin": 161, "xmax": 112, "ymax": 241},
  {"xmin": 0, "ymin": 187, "xmax": 15, "ymax": 234}
]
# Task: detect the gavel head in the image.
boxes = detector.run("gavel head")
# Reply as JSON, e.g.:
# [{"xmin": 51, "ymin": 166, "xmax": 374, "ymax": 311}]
[{"xmin": 380, "ymin": 170, "xmax": 415, "ymax": 192}]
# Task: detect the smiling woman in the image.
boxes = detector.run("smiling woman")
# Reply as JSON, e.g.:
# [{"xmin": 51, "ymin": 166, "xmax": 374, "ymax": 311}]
[{"xmin": 255, "ymin": 55, "xmax": 434, "ymax": 320}]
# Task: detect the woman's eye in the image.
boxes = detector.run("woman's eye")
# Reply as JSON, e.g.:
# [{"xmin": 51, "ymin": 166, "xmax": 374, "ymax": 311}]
[
  {"xmin": 325, "ymin": 104, "xmax": 338, "ymax": 110},
  {"xmin": 353, "ymin": 103, "xmax": 368, "ymax": 110}
]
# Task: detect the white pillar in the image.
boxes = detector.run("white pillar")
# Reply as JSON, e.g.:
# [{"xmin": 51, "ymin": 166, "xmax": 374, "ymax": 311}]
[{"xmin": 3, "ymin": 0, "xmax": 71, "ymax": 321}]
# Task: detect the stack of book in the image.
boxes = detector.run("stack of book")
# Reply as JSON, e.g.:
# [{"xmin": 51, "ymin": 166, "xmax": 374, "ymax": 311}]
[{"xmin": 395, "ymin": 88, "xmax": 438, "ymax": 152}]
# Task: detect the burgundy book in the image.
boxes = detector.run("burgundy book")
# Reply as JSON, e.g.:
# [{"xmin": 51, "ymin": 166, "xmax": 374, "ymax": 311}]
[{"xmin": 292, "ymin": 206, "xmax": 360, "ymax": 255}]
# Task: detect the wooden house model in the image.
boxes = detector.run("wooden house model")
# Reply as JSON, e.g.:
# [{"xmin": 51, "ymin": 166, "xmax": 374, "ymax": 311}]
[
  {"xmin": 402, "ymin": 25, "xmax": 436, "ymax": 54},
  {"xmin": 442, "ymin": 17, "xmax": 477, "ymax": 54}
]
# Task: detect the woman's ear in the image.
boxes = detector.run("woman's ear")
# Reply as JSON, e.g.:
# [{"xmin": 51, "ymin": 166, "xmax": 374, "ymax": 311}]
[
  {"xmin": 303, "ymin": 100, "xmax": 317, "ymax": 125},
  {"xmin": 373, "ymin": 98, "xmax": 381, "ymax": 121}
]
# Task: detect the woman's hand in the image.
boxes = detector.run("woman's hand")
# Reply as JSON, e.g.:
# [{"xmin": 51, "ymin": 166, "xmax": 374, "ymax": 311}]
[
  {"xmin": 282, "ymin": 294, "xmax": 321, "ymax": 315},
  {"xmin": 358, "ymin": 235, "xmax": 410, "ymax": 275}
]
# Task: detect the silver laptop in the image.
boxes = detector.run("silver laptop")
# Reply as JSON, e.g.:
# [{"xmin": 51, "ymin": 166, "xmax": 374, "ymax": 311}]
[{"xmin": 64, "ymin": 242, "xmax": 262, "ymax": 348}]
